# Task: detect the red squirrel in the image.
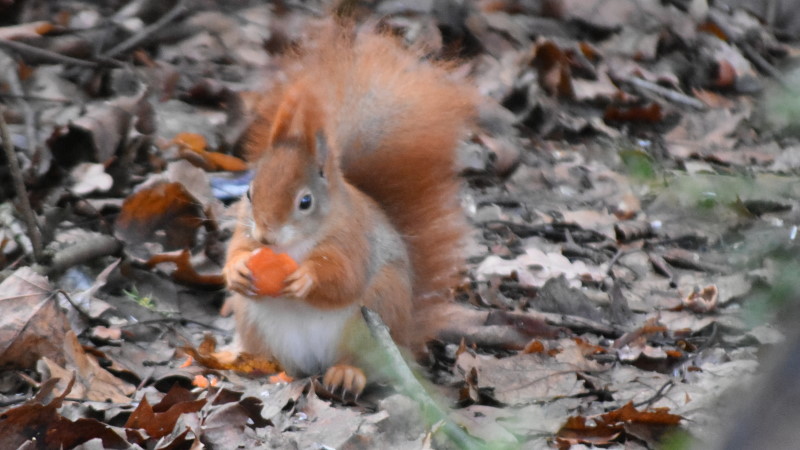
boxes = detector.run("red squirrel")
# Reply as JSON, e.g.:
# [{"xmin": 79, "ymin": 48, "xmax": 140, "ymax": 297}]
[{"xmin": 223, "ymin": 22, "xmax": 477, "ymax": 396}]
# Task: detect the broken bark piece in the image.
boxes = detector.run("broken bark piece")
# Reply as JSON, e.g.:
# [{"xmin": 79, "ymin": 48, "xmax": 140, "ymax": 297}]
[
  {"xmin": 661, "ymin": 248, "xmax": 727, "ymax": 273},
  {"xmin": 614, "ymin": 220, "xmax": 654, "ymax": 242}
]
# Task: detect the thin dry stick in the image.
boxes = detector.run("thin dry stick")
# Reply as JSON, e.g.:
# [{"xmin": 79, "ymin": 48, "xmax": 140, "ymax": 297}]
[
  {"xmin": 0, "ymin": 38, "xmax": 101, "ymax": 67},
  {"xmin": 1, "ymin": 49, "xmax": 37, "ymax": 162},
  {"xmin": 622, "ymin": 76, "xmax": 707, "ymax": 110},
  {"xmin": 102, "ymin": 0, "xmax": 189, "ymax": 58},
  {"xmin": 0, "ymin": 108, "xmax": 44, "ymax": 262}
]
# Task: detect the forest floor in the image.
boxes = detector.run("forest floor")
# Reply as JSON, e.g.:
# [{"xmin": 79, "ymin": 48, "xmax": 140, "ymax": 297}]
[{"xmin": 2, "ymin": 0, "xmax": 800, "ymax": 449}]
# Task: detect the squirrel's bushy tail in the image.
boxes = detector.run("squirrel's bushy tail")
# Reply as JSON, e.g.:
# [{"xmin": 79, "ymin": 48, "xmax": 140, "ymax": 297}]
[{"xmin": 249, "ymin": 23, "xmax": 477, "ymax": 306}]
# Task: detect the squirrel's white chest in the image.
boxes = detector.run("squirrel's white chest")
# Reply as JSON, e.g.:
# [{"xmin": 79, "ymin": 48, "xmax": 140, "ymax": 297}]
[{"xmin": 243, "ymin": 298, "xmax": 357, "ymax": 376}]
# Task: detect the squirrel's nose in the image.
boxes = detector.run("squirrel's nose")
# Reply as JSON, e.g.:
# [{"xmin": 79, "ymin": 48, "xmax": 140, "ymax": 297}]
[{"xmin": 251, "ymin": 225, "xmax": 276, "ymax": 245}]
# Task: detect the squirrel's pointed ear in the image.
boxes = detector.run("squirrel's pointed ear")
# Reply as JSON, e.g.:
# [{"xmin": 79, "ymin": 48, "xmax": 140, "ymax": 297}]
[
  {"xmin": 268, "ymin": 89, "xmax": 302, "ymax": 146},
  {"xmin": 315, "ymin": 132, "xmax": 329, "ymax": 176}
]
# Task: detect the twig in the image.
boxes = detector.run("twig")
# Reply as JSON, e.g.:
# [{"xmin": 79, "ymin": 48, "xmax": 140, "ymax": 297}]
[
  {"xmin": 621, "ymin": 76, "xmax": 707, "ymax": 110},
  {"xmin": 739, "ymin": 42, "xmax": 791, "ymax": 90},
  {"xmin": 0, "ymin": 107, "xmax": 44, "ymax": 263},
  {"xmin": 34, "ymin": 234, "xmax": 121, "ymax": 275},
  {"xmin": 122, "ymin": 317, "xmax": 228, "ymax": 333},
  {"xmin": 0, "ymin": 93, "xmax": 74, "ymax": 104},
  {"xmin": 634, "ymin": 379, "xmax": 675, "ymax": 408},
  {"xmin": 0, "ymin": 38, "xmax": 102, "ymax": 67},
  {"xmin": 0, "ymin": 49, "xmax": 37, "ymax": 164},
  {"xmin": 605, "ymin": 248, "xmax": 628, "ymax": 277},
  {"xmin": 102, "ymin": 0, "xmax": 189, "ymax": 58},
  {"xmin": 55, "ymin": 289, "xmax": 111, "ymax": 328},
  {"xmin": 361, "ymin": 306, "xmax": 488, "ymax": 450}
]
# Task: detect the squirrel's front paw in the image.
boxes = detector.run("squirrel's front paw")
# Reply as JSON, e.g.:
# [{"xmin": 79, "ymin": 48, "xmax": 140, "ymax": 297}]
[
  {"xmin": 323, "ymin": 364, "xmax": 366, "ymax": 400},
  {"xmin": 282, "ymin": 262, "xmax": 315, "ymax": 298},
  {"xmin": 223, "ymin": 253, "xmax": 257, "ymax": 297}
]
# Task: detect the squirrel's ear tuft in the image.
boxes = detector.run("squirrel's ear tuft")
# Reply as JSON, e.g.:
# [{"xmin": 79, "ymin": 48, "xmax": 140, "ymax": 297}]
[
  {"xmin": 315, "ymin": 132, "xmax": 329, "ymax": 177},
  {"xmin": 267, "ymin": 87, "xmax": 303, "ymax": 146}
]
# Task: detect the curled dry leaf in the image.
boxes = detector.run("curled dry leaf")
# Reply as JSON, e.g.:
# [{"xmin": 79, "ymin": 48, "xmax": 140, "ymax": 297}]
[
  {"xmin": 125, "ymin": 384, "xmax": 206, "ymax": 440},
  {"xmin": 556, "ymin": 401, "xmax": 682, "ymax": 448},
  {"xmin": 115, "ymin": 181, "xmax": 205, "ymax": 255},
  {"xmin": 40, "ymin": 330, "xmax": 135, "ymax": 403},
  {"xmin": 172, "ymin": 131, "xmax": 248, "ymax": 172},
  {"xmin": 532, "ymin": 40, "xmax": 574, "ymax": 97},
  {"xmin": 682, "ymin": 284, "xmax": 718, "ymax": 313},
  {"xmin": 146, "ymin": 249, "xmax": 225, "ymax": 288},
  {"xmin": 0, "ymin": 376, "xmax": 91, "ymax": 449},
  {"xmin": 69, "ymin": 162, "xmax": 114, "ymax": 195},
  {"xmin": 181, "ymin": 334, "xmax": 282, "ymax": 376},
  {"xmin": 49, "ymin": 93, "xmax": 151, "ymax": 166}
]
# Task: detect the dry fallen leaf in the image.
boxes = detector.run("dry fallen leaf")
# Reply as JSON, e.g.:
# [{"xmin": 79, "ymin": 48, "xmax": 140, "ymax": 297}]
[
  {"xmin": 40, "ymin": 330, "xmax": 135, "ymax": 403},
  {"xmin": 146, "ymin": 249, "xmax": 225, "ymax": 288},
  {"xmin": 0, "ymin": 267, "xmax": 70, "ymax": 369},
  {"xmin": 173, "ymin": 131, "xmax": 248, "ymax": 171},
  {"xmin": 115, "ymin": 181, "xmax": 206, "ymax": 255},
  {"xmin": 556, "ymin": 401, "xmax": 682, "ymax": 448},
  {"xmin": 125, "ymin": 384, "xmax": 206, "ymax": 439},
  {"xmin": 181, "ymin": 334, "xmax": 282, "ymax": 376},
  {"xmin": 682, "ymin": 284, "xmax": 719, "ymax": 314}
]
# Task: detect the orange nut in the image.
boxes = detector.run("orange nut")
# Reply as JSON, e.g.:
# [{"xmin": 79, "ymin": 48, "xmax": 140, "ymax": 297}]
[{"xmin": 246, "ymin": 247, "xmax": 299, "ymax": 296}]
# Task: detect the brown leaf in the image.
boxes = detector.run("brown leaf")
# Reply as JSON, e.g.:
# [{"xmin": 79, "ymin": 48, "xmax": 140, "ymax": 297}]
[
  {"xmin": 115, "ymin": 181, "xmax": 205, "ymax": 254},
  {"xmin": 48, "ymin": 93, "xmax": 150, "ymax": 166},
  {"xmin": 0, "ymin": 377, "xmax": 75, "ymax": 449},
  {"xmin": 713, "ymin": 59, "xmax": 737, "ymax": 88},
  {"xmin": 682, "ymin": 284, "xmax": 718, "ymax": 313},
  {"xmin": 173, "ymin": 131, "xmax": 248, "ymax": 172},
  {"xmin": 181, "ymin": 334, "xmax": 282, "ymax": 376},
  {"xmin": 604, "ymin": 102, "xmax": 663, "ymax": 123},
  {"xmin": 456, "ymin": 350, "xmax": 594, "ymax": 405},
  {"xmin": 45, "ymin": 418, "xmax": 130, "ymax": 449},
  {"xmin": 41, "ymin": 330, "xmax": 135, "ymax": 403},
  {"xmin": 532, "ymin": 40, "xmax": 574, "ymax": 98},
  {"xmin": 146, "ymin": 249, "xmax": 225, "ymax": 288},
  {"xmin": 557, "ymin": 402, "xmax": 681, "ymax": 447},
  {"xmin": 0, "ymin": 267, "xmax": 70, "ymax": 369},
  {"xmin": 124, "ymin": 385, "xmax": 205, "ymax": 439}
]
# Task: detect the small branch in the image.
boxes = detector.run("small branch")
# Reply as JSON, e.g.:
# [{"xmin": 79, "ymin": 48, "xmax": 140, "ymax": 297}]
[
  {"xmin": 634, "ymin": 379, "xmax": 675, "ymax": 408},
  {"xmin": 0, "ymin": 39, "xmax": 102, "ymax": 67},
  {"xmin": 34, "ymin": 234, "xmax": 121, "ymax": 275},
  {"xmin": 739, "ymin": 42, "xmax": 790, "ymax": 90},
  {"xmin": 102, "ymin": 0, "xmax": 189, "ymax": 58},
  {"xmin": 123, "ymin": 317, "xmax": 228, "ymax": 333},
  {"xmin": 0, "ymin": 93, "xmax": 74, "ymax": 104},
  {"xmin": 621, "ymin": 76, "xmax": 707, "ymax": 110},
  {"xmin": 361, "ymin": 306, "xmax": 487, "ymax": 450},
  {"xmin": 0, "ymin": 107, "xmax": 44, "ymax": 263},
  {"xmin": 56, "ymin": 289, "xmax": 112, "ymax": 327},
  {"xmin": 1, "ymin": 49, "xmax": 37, "ymax": 164}
]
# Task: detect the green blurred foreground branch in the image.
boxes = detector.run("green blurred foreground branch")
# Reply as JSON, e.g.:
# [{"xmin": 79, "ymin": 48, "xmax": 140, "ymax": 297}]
[{"xmin": 361, "ymin": 306, "xmax": 497, "ymax": 450}]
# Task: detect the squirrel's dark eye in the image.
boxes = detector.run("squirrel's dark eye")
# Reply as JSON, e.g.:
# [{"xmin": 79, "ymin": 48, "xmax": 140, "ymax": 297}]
[
  {"xmin": 298, "ymin": 194, "xmax": 312, "ymax": 210},
  {"xmin": 246, "ymin": 188, "xmax": 252, "ymax": 201}
]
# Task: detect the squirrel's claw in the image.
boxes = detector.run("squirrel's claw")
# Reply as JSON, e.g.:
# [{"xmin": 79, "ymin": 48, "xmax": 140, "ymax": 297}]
[
  {"xmin": 224, "ymin": 254, "xmax": 254, "ymax": 296},
  {"xmin": 323, "ymin": 364, "xmax": 366, "ymax": 400},
  {"xmin": 283, "ymin": 263, "xmax": 314, "ymax": 298}
]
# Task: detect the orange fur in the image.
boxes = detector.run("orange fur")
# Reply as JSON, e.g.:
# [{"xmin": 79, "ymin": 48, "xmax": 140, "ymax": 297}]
[{"xmin": 224, "ymin": 22, "xmax": 477, "ymax": 386}]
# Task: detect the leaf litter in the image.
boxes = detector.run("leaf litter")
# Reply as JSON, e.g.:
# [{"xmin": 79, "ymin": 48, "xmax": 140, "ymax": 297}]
[{"xmin": 1, "ymin": 0, "xmax": 800, "ymax": 448}]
